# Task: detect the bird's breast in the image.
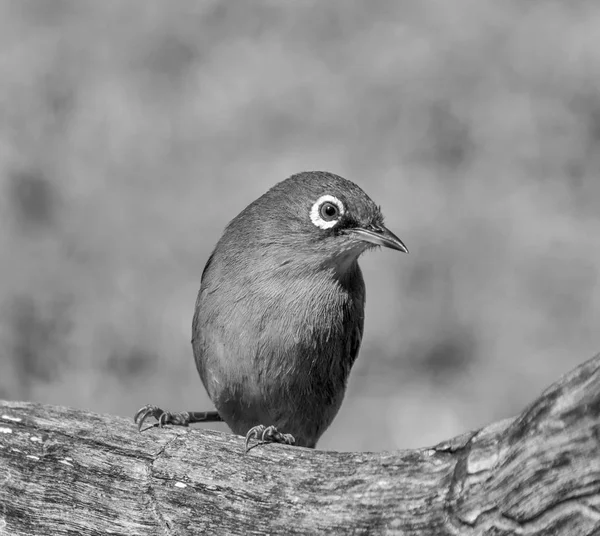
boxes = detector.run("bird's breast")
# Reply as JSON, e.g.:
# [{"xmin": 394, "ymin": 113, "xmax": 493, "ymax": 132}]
[{"xmin": 193, "ymin": 259, "xmax": 365, "ymax": 443}]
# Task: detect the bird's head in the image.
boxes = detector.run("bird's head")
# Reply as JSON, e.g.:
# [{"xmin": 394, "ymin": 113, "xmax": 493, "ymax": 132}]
[{"xmin": 223, "ymin": 171, "xmax": 407, "ymax": 276}]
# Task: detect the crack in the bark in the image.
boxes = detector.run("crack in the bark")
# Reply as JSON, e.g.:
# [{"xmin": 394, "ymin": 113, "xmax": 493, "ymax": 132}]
[
  {"xmin": 144, "ymin": 434, "xmax": 181, "ymax": 536},
  {"xmin": 442, "ymin": 429, "xmax": 478, "ymax": 534}
]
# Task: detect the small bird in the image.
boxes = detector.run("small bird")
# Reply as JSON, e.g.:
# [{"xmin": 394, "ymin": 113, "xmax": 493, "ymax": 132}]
[{"xmin": 135, "ymin": 171, "xmax": 407, "ymax": 450}]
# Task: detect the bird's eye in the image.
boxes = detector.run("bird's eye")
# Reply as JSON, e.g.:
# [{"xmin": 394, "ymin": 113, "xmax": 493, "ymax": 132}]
[
  {"xmin": 310, "ymin": 195, "xmax": 345, "ymax": 229},
  {"xmin": 320, "ymin": 202, "xmax": 339, "ymax": 221}
]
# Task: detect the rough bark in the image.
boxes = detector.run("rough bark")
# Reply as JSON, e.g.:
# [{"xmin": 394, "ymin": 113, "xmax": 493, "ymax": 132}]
[{"xmin": 1, "ymin": 353, "xmax": 600, "ymax": 536}]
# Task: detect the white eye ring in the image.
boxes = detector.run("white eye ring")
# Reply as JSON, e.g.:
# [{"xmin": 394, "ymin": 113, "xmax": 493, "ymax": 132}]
[{"xmin": 310, "ymin": 195, "xmax": 345, "ymax": 229}]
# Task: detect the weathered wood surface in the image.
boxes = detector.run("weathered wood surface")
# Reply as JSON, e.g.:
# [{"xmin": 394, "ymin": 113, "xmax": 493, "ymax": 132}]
[{"xmin": 1, "ymin": 354, "xmax": 600, "ymax": 536}]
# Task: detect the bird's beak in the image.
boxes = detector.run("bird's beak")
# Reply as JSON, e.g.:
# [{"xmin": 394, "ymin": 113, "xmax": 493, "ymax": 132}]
[{"xmin": 350, "ymin": 225, "xmax": 408, "ymax": 253}]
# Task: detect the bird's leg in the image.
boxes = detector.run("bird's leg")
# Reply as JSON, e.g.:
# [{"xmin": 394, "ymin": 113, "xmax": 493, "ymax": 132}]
[
  {"xmin": 134, "ymin": 404, "xmax": 223, "ymax": 432},
  {"xmin": 244, "ymin": 424, "xmax": 295, "ymax": 452}
]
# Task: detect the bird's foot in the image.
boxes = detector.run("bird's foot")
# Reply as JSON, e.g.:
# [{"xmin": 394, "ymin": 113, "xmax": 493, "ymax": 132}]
[
  {"xmin": 244, "ymin": 425, "xmax": 295, "ymax": 453},
  {"xmin": 134, "ymin": 405, "xmax": 191, "ymax": 431}
]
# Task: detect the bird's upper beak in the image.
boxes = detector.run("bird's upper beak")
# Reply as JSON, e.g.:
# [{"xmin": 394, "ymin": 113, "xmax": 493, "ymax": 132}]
[{"xmin": 349, "ymin": 224, "xmax": 408, "ymax": 253}]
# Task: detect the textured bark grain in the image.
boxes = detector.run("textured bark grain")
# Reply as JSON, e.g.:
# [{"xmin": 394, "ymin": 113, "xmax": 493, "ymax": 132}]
[{"xmin": 1, "ymin": 353, "xmax": 599, "ymax": 535}]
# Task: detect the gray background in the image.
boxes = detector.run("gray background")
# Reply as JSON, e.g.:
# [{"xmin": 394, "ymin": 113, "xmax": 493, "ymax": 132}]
[{"xmin": 1, "ymin": 0, "xmax": 599, "ymax": 451}]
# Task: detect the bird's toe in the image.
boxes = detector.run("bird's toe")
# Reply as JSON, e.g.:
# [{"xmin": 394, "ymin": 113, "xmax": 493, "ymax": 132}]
[
  {"xmin": 134, "ymin": 405, "xmax": 192, "ymax": 431},
  {"xmin": 134, "ymin": 404, "xmax": 164, "ymax": 431},
  {"xmin": 245, "ymin": 424, "xmax": 295, "ymax": 452}
]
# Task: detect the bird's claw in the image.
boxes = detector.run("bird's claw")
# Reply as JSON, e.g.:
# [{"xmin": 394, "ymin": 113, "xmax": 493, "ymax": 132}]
[
  {"xmin": 134, "ymin": 404, "xmax": 189, "ymax": 431},
  {"xmin": 244, "ymin": 425, "xmax": 295, "ymax": 453}
]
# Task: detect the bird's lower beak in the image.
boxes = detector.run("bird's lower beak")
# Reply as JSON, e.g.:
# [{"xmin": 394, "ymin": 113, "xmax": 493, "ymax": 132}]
[{"xmin": 350, "ymin": 225, "xmax": 408, "ymax": 253}]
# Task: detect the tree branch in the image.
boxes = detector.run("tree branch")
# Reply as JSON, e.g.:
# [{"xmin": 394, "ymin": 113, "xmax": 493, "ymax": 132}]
[{"xmin": 1, "ymin": 353, "xmax": 600, "ymax": 535}]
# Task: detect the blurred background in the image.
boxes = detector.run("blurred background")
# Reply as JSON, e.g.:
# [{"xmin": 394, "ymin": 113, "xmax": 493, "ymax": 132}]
[{"xmin": 0, "ymin": 0, "xmax": 599, "ymax": 452}]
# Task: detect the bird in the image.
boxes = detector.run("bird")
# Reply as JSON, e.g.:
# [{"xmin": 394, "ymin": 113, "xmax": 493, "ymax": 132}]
[{"xmin": 135, "ymin": 171, "xmax": 408, "ymax": 451}]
